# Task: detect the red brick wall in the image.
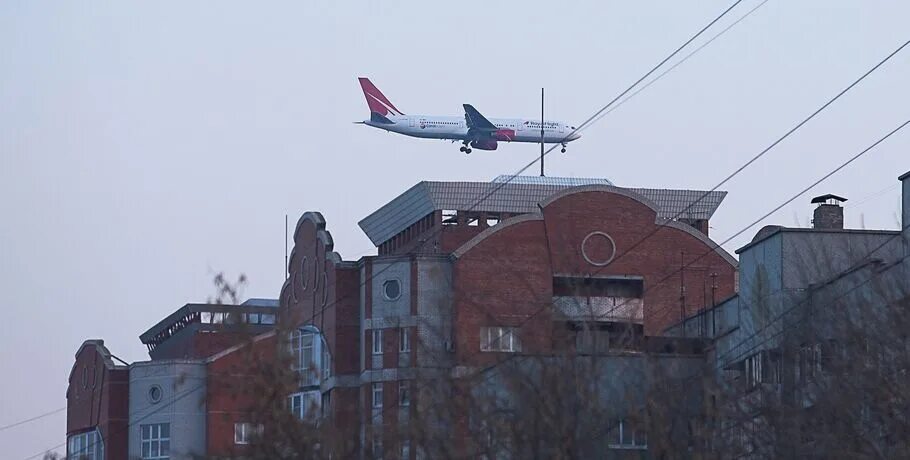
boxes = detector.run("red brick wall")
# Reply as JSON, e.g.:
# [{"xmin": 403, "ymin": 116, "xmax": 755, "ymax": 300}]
[
  {"xmin": 453, "ymin": 218, "xmax": 554, "ymax": 366},
  {"xmin": 282, "ymin": 213, "xmax": 363, "ymax": 453},
  {"xmin": 539, "ymin": 190, "xmax": 736, "ymax": 334},
  {"xmin": 66, "ymin": 341, "xmax": 129, "ymax": 459},
  {"xmin": 452, "ymin": 189, "xmax": 737, "ymax": 366},
  {"xmin": 205, "ymin": 334, "xmax": 278, "ymax": 457}
]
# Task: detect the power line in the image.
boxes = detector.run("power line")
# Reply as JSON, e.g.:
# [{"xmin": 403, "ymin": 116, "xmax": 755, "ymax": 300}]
[
  {"xmin": 306, "ymin": 0, "xmax": 753, "ymax": 329},
  {"xmin": 585, "ymin": 37, "xmax": 910, "ymax": 284},
  {"xmin": 714, "ymin": 222, "xmax": 910, "ymax": 369},
  {"xmin": 361, "ymin": 36, "xmax": 910, "ymax": 437},
  {"xmin": 586, "ymin": 0, "xmax": 771, "ymax": 130},
  {"xmin": 22, "ymin": 382, "xmax": 207, "ymax": 460},
  {"xmin": 388, "ymin": 114, "xmax": 910, "ymax": 458},
  {"xmin": 0, "ymin": 407, "xmax": 66, "ymax": 432},
  {"xmin": 467, "ymin": 116, "xmax": 909, "ymax": 388}
]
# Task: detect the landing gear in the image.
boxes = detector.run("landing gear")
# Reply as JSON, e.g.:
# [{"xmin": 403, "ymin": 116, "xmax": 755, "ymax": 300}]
[
  {"xmin": 460, "ymin": 141, "xmax": 472, "ymax": 154},
  {"xmin": 561, "ymin": 143, "xmax": 567, "ymax": 154}
]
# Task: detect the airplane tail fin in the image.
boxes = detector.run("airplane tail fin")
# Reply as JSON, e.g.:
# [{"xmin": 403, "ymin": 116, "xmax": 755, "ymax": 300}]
[{"xmin": 358, "ymin": 78, "xmax": 404, "ymax": 117}]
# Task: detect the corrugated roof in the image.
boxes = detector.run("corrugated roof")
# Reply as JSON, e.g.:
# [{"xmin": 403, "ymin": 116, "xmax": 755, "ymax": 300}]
[
  {"xmin": 492, "ymin": 175, "xmax": 614, "ymax": 186},
  {"xmin": 358, "ymin": 177, "xmax": 727, "ymax": 246}
]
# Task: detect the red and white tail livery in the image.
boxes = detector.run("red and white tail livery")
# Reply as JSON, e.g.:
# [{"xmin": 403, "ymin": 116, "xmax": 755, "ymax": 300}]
[{"xmin": 357, "ymin": 77, "xmax": 581, "ymax": 154}]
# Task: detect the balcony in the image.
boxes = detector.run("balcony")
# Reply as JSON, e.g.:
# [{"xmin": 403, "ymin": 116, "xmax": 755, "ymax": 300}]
[{"xmin": 552, "ymin": 296, "xmax": 644, "ymax": 323}]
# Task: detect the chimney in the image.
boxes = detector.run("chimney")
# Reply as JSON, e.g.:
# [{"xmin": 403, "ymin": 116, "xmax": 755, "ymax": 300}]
[{"xmin": 810, "ymin": 194, "xmax": 847, "ymax": 230}]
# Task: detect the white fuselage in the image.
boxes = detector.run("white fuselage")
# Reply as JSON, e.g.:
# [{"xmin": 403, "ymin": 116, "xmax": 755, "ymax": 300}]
[{"xmin": 365, "ymin": 115, "xmax": 581, "ymax": 144}]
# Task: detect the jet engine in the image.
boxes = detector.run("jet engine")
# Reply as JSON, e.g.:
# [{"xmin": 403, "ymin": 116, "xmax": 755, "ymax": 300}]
[{"xmin": 470, "ymin": 140, "xmax": 498, "ymax": 151}]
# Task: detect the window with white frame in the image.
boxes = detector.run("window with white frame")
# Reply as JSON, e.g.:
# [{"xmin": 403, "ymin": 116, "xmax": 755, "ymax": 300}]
[
  {"xmin": 321, "ymin": 344, "xmax": 331, "ymax": 380},
  {"xmin": 744, "ymin": 353, "xmax": 762, "ymax": 389},
  {"xmin": 289, "ymin": 391, "xmax": 320, "ymax": 420},
  {"xmin": 442, "ymin": 210, "xmax": 458, "ymax": 226},
  {"xmin": 372, "ymin": 382, "xmax": 383, "ymax": 408},
  {"xmin": 290, "ymin": 329, "xmax": 316, "ymax": 386},
  {"xmin": 400, "ymin": 327, "xmax": 410, "ymax": 352},
  {"xmin": 399, "ymin": 381, "xmax": 410, "ymax": 407},
  {"xmin": 373, "ymin": 329, "xmax": 383, "ymax": 354},
  {"xmin": 67, "ymin": 429, "xmax": 104, "ymax": 460},
  {"xmin": 140, "ymin": 423, "xmax": 170, "ymax": 459},
  {"xmin": 234, "ymin": 422, "xmax": 263, "ymax": 445},
  {"xmin": 745, "ymin": 350, "xmax": 782, "ymax": 389},
  {"xmin": 607, "ymin": 419, "xmax": 647, "ymax": 449},
  {"xmin": 289, "ymin": 328, "xmax": 330, "ymax": 386},
  {"xmin": 480, "ymin": 326, "xmax": 521, "ymax": 352}
]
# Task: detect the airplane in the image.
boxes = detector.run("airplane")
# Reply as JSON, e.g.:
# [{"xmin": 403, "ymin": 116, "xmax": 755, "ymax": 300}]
[{"xmin": 357, "ymin": 77, "xmax": 581, "ymax": 154}]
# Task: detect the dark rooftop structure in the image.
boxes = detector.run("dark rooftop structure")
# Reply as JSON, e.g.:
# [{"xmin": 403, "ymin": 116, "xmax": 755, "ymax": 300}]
[
  {"xmin": 359, "ymin": 176, "xmax": 728, "ymax": 248},
  {"xmin": 140, "ymin": 299, "xmax": 278, "ymax": 359}
]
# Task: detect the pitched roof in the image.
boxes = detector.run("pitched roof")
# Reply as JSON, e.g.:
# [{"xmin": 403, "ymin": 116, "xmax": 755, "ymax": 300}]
[{"xmin": 358, "ymin": 177, "xmax": 727, "ymax": 246}]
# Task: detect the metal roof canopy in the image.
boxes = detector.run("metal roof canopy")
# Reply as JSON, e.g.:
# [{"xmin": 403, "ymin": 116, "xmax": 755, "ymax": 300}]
[
  {"xmin": 810, "ymin": 194, "xmax": 848, "ymax": 204},
  {"xmin": 358, "ymin": 177, "xmax": 728, "ymax": 246}
]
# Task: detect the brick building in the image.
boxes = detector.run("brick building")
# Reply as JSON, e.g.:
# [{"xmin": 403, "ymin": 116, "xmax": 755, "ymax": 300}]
[
  {"xmin": 280, "ymin": 176, "xmax": 738, "ymax": 458},
  {"xmin": 66, "ymin": 175, "xmax": 741, "ymax": 459},
  {"xmin": 65, "ymin": 299, "xmax": 279, "ymax": 459}
]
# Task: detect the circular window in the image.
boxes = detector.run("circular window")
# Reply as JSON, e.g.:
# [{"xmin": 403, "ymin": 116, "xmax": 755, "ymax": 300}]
[
  {"xmin": 148, "ymin": 385, "xmax": 163, "ymax": 404},
  {"xmin": 300, "ymin": 256, "xmax": 309, "ymax": 291},
  {"xmin": 382, "ymin": 279, "xmax": 401, "ymax": 301},
  {"xmin": 581, "ymin": 231, "xmax": 617, "ymax": 267}
]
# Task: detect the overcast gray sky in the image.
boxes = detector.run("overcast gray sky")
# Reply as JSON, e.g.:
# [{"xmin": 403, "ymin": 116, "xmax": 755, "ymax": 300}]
[{"xmin": 1, "ymin": 1, "xmax": 908, "ymax": 456}]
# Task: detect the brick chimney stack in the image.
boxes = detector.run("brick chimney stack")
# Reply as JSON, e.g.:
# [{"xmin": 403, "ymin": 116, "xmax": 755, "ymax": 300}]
[{"xmin": 811, "ymin": 194, "xmax": 847, "ymax": 230}]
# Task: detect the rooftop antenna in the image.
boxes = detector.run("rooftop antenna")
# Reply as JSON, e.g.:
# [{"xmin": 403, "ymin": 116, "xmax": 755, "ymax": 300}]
[
  {"xmin": 540, "ymin": 87, "xmax": 545, "ymax": 177},
  {"xmin": 284, "ymin": 214, "xmax": 289, "ymax": 280}
]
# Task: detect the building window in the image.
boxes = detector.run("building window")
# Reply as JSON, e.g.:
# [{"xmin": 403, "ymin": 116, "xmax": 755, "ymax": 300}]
[
  {"xmin": 798, "ymin": 343, "xmax": 824, "ymax": 382},
  {"xmin": 400, "ymin": 327, "xmax": 410, "ymax": 352},
  {"xmin": 485, "ymin": 215, "xmax": 500, "ymax": 227},
  {"xmin": 289, "ymin": 391, "xmax": 320, "ymax": 420},
  {"xmin": 140, "ymin": 423, "xmax": 170, "ymax": 460},
  {"xmin": 399, "ymin": 381, "xmax": 410, "ymax": 407},
  {"xmin": 290, "ymin": 329, "xmax": 317, "ymax": 386},
  {"xmin": 382, "ymin": 279, "xmax": 401, "ymax": 301},
  {"xmin": 373, "ymin": 329, "xmax": 383, "ymax": 354},
  {"xmin": 234, "ymin": 422, "xmax": 263, "ymax": 445},
  {"xmin": 442, "ymin": 210, "xmax": 458, "ymax": 226},
  {"xmin": 147, "ymin": 385, "xmax": 162, "ymax": 404},
  {"xmin": 321, "ymin": 344, "xmax": 331, "ymax": 380},
  {"xmin": 67, "ymin": 429, "xmax": 104, "ymax": 460},
  {"xmin": 745, "ymin": 350, "xmax": 782, "ymax": 389},
  {"xmin": 480, "ymin": 326, "xmax": 521, "ymax": 352},
  {"xmin": 607, "ymin": 420, "xmax": 647, "ymax": 450},
  {"xmin": 400, "ymin": 439, "xmax": 411, "ymax": 459},
  {"xmin": 260, "ymin": 313, "xmax": 276, "ymax": 325},
  {"xmin": 372, "ymin": 382, "xmax": 384, "ymax": 408}
]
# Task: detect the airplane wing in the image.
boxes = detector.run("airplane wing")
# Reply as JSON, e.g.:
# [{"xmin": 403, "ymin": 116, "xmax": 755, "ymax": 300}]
[{"xmin": 463, "ymin": 104, "xmax": 498, "ymax": 131}]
